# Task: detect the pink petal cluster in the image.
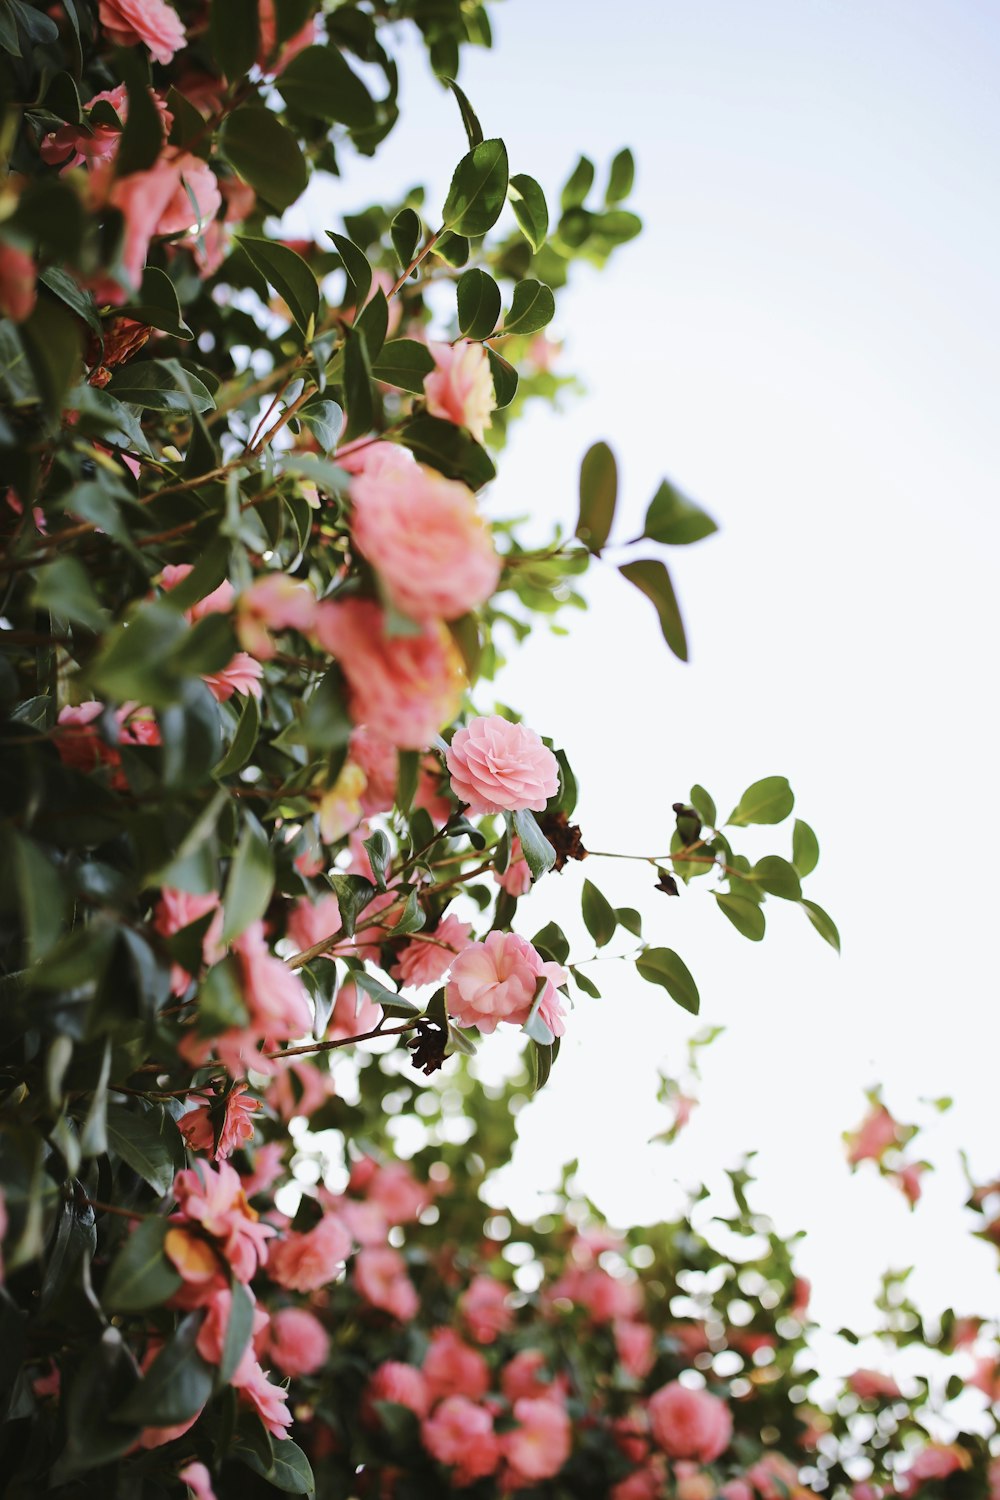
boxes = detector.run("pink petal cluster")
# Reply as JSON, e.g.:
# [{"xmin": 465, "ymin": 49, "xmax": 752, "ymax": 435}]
[
  {"xmin": 459, "ymin": 1274, "xmax": 513, "ymax": 1343},
  {"xmin": 265, "ymin": 1307, "xmax": 330, "ymax": 1377},
  {"xmin": 421, "ymin": 1395, "xmax": 500, "ymax": 1485},
  {"xmin": 846, "ymin": 1103, "xmax": 899, "ymax": 1165},
  {"xmin": 232, "ymin": 1351, "xmax": 293, "ymax": 1438},
  {"xmin": 153, "ymin": 886, "xmax": 224, "ymax": 996},
  {"xmin": 98, "ymin": 0, "xmax": 186, "ymax": 64},
  {"xmin": 425, "ymin": 342, "xmax": 496, "ymax": 443},
  {"xmin": 0, "ymin": 242, "xmax": 37, "ymax": 323},
  {"xmin": 94, "ymin": 150, "xmax": 221, "ymax": 292},
  {"xmin": 502, "ymin": 1397, "xmax": 572, "ymax": 1483},
  {"xmin": 265, "ymin": 1056, "xmax": 335, "ymax": 1123},
  {"xmin": 422, "ymin": 1328, "xmax": 490, "ymax": 1403},
  {"xmin": 615, "ymin": 1319, "xmax": 656, "ymax": 1378},
  {"xmin": 257, "ymin": 0, "xmax": 316, "ymax": 73},
  {"xmin": 501, "ymin": 1350, "xmax": 551, "ymax": 1404},
  {"xmin": 392, "ymin": 913, "xmax": 471, "ymax": 989},
  {"xmin": 354, "ymin": 1246, "xmax": 419, "ymax": 1321},
  {"xmin": 848, "ymin": 1369, "xmax": 902, "ymax": 1402},
  {"xmin": 314, "ymin": 599, "xmax": 465, "ymax": 750},
  {"xmin": 647, "ymin": 1381, "xmax": 732, "ymax": 1464},
  {"xmin": 326, "ymin": 977, "xmax": 382, "ymax": 1042},
  {"xmin": 158, "ymin": 563, "xmax": 263, "ymax": 704},
  {"xmin": 178, "ymin": 1083, "xmax": 262, "ymax": 1161},
  {"xmin": 364, "ymin": 1161, "xmax": 430, "ymax": 1225},
  {"xmin": 349, "ymin": 451, "xmax": 499, "ymax": 621},
  {"xmin": 364, "ymin": 1361, "xmax": 430, "ymax": 1423},
  {"xmin": 183, "ymin": 922, "xmax": 312, "ymax": 1077},
  {"xmin": 446, "ymin": 930, "xmax": 567, "ymax": 1036},
  {"xmin": 179, "ymin": 1462, "xmax": 216, "ymax": 1500},
  {"xmin": 269, "ymin": 1213, "xmax": 352, "ymax": 1292},
  {"xmin": 169, "ymin": 1160, "xmax": 275, "ymax": 1283},
  {"xmin": 446, "ymin": 715, "xmax": 559, "ymax": 814},
  {"xmin": 237, "ymin": 575, "xmax": 317, "ymax": 660}
]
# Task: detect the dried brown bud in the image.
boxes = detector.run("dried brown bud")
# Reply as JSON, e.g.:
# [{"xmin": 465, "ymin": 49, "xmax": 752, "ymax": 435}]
[{"xmin": 536, "ymin": 810, "xmax": 588, "ymax": 872}]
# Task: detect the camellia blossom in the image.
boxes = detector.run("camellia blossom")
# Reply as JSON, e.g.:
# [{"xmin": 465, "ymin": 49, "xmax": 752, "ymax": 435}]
[
  {"xmin": 446, "ymin": 930, "xmax": 568, "ymax": 1036},
  {"xmin": 266, "ymin": 1307, "xmax": 330, "ymax": 1377},
  {"xmin": 354, "ymin": 1246, "xmax": 419, "ymax": 1321},
  {"xmin": 495, "ymin": 836, "xmax": 533, "ymax": 896},
  {"xmin": 392, "ymin": 912, "xmax": 471, "ymax": 989},
  {"xmin": 846, "ymin": 1103, "xmax": 900, "ymax": 1165},
  {"xmin": 169, "ymin": 1160, "xmax": 275, "ymax": 1284},
  {"xmin": 237, "ymin": 575, "xmax": 317, "ymax": 661},
  {"xmin": 421, "ymin": 1395, "xmax": 501, "ymax": 1485},
  {"xmin": 94, "ymin": 150, "xmax": 220, "ymax": 292},
  {"xmin": 647, "ymin": 1381, "xmax": 733, "ymax": 1464},
  {"xmin": 422, "ymin": 1328, "xmax": 490, "ymax": 1403},
  {"xmin": 424, "ymin": 341, "xmax": 496, "ymax": 443},
  {"xmin": 349, "ymin": 456, "xmax": 500, "ymax": 621},
  {"xmin": 503, "ymin": 1397, "xmax": 572, "ymax": 1482},
  {"xmin": 268, "ymin": 1213, "xmax": 351, "ymax": 1292},
  {"xmin": 446, "ymin": 715, "xmax": 559, "ymax": 815},
  {"xmin": 232, "ymin": 1351, "xmax": 293, "ymax": 1438},
  {"xmin": 314, "ymin": 598, "xmax": 465, "ymax": 750},
  {"xmin": 97, "ymin": 0, "xmax": 186, "ymax": 64},
  {"xmin": 179, "ymin": 1462, "xmax": 216, "ymax": 1500},
  {"xmin": 0, "ymin": 242, "xmax": 37, "ymax": 323},
  {"xmin": 460, "ymin": 1275, "xmax": 513, "ymax": 1343},
  {"xmin": 364, "ymin": 1361, "xmax": 430, "ymax": 1423},
  {"xmin": 152, "ymin": 886, "xmax": 224, "ymax": 996},
  {"xmin": 178, "ymin": 1083, "xmax": 261, "ymax": 1161}
]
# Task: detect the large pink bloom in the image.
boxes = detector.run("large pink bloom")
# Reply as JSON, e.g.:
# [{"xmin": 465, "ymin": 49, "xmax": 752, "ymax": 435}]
[
  {"xmin": 446, "ymin": 715, "xmax": 559, "ymax": 814},
  {"xmin": 153, "ymin": 886, "xmax": 224, "ymax": 996},
  {"xmin": 269, "ymin": 1213, "xmax": 351, "ymax": 1293},
  {"xmin": 422, "ymin": 1328, "xmax": 490, "ymax": 1404},
  {"xmin": 0, "ymin": 243, "xmax": 36, "ymax": 323},
  {"xmin": 354, "ymin": 1246, "xmax": 419, "ymax": 1321},
  {"xmin": 349, "ymin": 456, "xmax": 499, "ymax": 621},
  {"xmin": 422, "ymin": 1396, "xmax": 501, "ymax": 1485},
  {"xmin": 364, "ymin": 1361, "xmax": 429, "ymax": 1423},
  {"xmin": 267, "ymin": 1307, "xmax": 330, "ymax": 1377},
  {"xmin": 178, "ymin": 1083, "xmax": 261, "ymax": 1161},
  {"xmin": 232, "ymin": 1352, "xmax": 293, "ymax": 1439},
  {"xmin": 392, "ymin": 913, "xmax": 471, "ymax": 989},
  {"xmin": 460, "ymin": 1274, "xmax": 513, "ymax": 1343},
  {"xmin": 647, "ymin": 1382, "xmax": 732, "ymax": 1464},
  {"xmin": 170, "ymin": 1160, "xmax": 275, "ymax": 1283},
  {"xmin": 846, "ymin": 1103, "xmax": 899, "ymax": 1165},
  {"xmin": 314, "ymin": 598, "xmax": 465, "ymax": 750},
  {"xmin": 446, "ymin": 930, "xmax": 567, "ymax": 1036},
  {"xmin": 98, "ymin": 0, "xmax": 186, "ymax": 64},
  {"xmin": 425, "ymin": 342, "xmax": 496, "ymax": 443},
  {"xmin": 503, "ymin": 1397, "xmax": 572, "ymax": 1483}
]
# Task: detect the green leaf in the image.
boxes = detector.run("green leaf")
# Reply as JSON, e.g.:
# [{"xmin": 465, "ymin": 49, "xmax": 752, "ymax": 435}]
[
  {"xmin": 20, "ymin": 296, "xmax": 82, "ymax": 416},
  {"xmin": 446, "ymin": 79, "xmax": 484, "ymax": 147},
  {"xmin": 528, "ymin": 1035, "xmax": 559, "ymax": 1093},
  {"xmin": 616, "ymin": 906, "xmax": 643, "ymax": 937},
  {"xmin": 341, "ymin": 327, "xmax": 374, "ymax": 445},
  {"xmin": 198, "ymin": 956, "xmax": 250, "ymax": 1036},
  {"xmin": 522, "ymin": 975, "xmax": 555, "ymax": 1046},
  {"xmin": 396, "ymin": 750, "xmax": 419, "ymax": 814},
  {"xmin": 570, "ymin": 965, "xmax": 601, "ymax": 998},
  {"xmin": 218, "ymin": 1280, "xmax": 255, "ymax": 1388},
  {"xmin": 619, "ymin": 558, "xmax": 687, "ymax": 661},
  {"xmin": 284, "ymin": 664, "xmax": 352, "ymax": 752},
  {"xmin": 236, "ymin": 237, "xmax": 318, "ymax": 338},
  {"xmin": 575, "ymin": 441, "xmax": 617, "ymax": 554},
  {"xmin": 727, "ymin": 776, "xmax": 795, "ymax": 827},
  {"xmin": 326, "ymin": 874, "xmax": 375, "ymax": 939},
  {"xmin": 605, "ymin": 147, "xmax": 635, "ymax": 204},
  {"xmin": 508, "ymin": 173, "xmax": 548, "ymax": 251},
  {"xmin": 326, "ymin": 231, "xmax": 372, "ymax": 311},
  {"xmin": 278, "ymin": 44, "xmax": 375, "ymax": 128},
  {"xmin": 398, "ymin": 414, "xmax": 495, "ymax": 489},
  {"xmin": 362, "ymin": 830, "xmax": 391, "ymax": 892},
  {"xmin": 221, "ymin": 813, "xmax": 275, "ymax": 944},
  {"xmin": 122, "ymin": 266, "xmax": 194, "ymax": 340},
  {"xmin": 792, "ymin": 819, "xmax": 820, "ymax": 877},
  {"xmin": 236, "ymin": 1434, "xmax": 315, "ymax": 1494},
  {"xmin": 371, "ymin": 338, "xmax": 434, "ymax": 394},
  {"xmin": 214, "ymin": 691, "xmax": 261, "ymax": 777},
  {"xmin": 114, "ymin": 1314, "xmax": 213, "ymax": 1427},
  {"xmin": 502, "ymin": 278, "xmax": 555, "ymax": 336},
  {"xmin": 32, "ymin": 555, "xmax": 105, "ymax": 631},
  {"xmin": 753, "ymin": 855, "xmax": 802, "ymax": 901},
  {"xmin": 441, "ymin": 138, "xmax": 509, "ymax": 236},
  {"xmin": 457, "ymin": 268, "xmax": 501, "ymax": 339},
  {"xmin": 115, "ymin": 50, "xmax": 163, "ymax": 175},
  {"xmin": 208, "ymin": 0, "xmax": 259, "ymax": 83},
  {"xmin": 581, "ymin": 879, "xmax": 616, "ymax": 948},
  {"xmin": 512, "ymin": 808, "xmax": 556, "ymax": 880},
  {"xmin": 107, "ymin": 359, "xmax": 214, "ymax": 413},
  {"xmin": 355, "ymin": 287, "xmax": 388, "ymax": 360},
  {"xmin": 354, "ymin": 971, "xmax": 421, "ymax": 1018},
  {"xmin": 103, "ymin": 1218, "xmax": 182, "ymax": 1312},
  {"xmin": 105, "ymin": 1103, "xmax": 183, "ymax": 1197},
  {"xmin": 642, "ymin": 477, "xmax": 718, "ymax": 545},
  {"xmin": 435, "ymin": 231, "xmax": 470, "ymax": 268},
  {"xmin": 713, "ymin": 892, "xmax": 766, "ymax": 942},
  {"xmin": 221, "ymin": 105, "xmax": 308, "ymax": 213},
  {"xmin": 486, "ymin": 346, "xmax": 518, "ymax": 408},
  {"xmin": 689, "ymin": 784, "xmax": 717, "ymax": 827},
  {"xmin": 561, "ymin": 154, "xmax": 595, "ymax": 209},
  {"xmin": 635, "ymin": 947, "xmax": 700, "ymax": 1014},
  {"xmin": 391, "ymin": 208, "xmax": 421, "ymax": 270},
  {"xmin": 532, "ymin": 921, "xmax": 570, "ymax": 965},
  {"xmin": 39, "ymin": 266, "xmax": 101, "ymax": 336},
  {"xmin": 12, "ymin": 832, "xmax": 67, "ymax": 963},
  {"xmin": 802, "ymin": 899, "xmax": 841, "ymax": 953}
]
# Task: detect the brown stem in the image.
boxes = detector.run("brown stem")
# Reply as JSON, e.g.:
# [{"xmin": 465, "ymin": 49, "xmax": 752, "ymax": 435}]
[
  {"xmin": 266, "ymin": 1020, "xmax": 418, "ymax": 1061},
  {"xmin": 387, "ymin": 227, "xmax": 443, "ymax": 299}
]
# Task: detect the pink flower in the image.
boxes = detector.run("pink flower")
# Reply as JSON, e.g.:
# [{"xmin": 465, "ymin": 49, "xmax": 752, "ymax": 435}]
[
  {"xmin": 446, "ymin": 715, "xmax": 559, "ymax": 815},
  {"xmin": 257, "ymin": 0, "xmax": 315, "ymax": 73},
  {"xmin": 234, "ymin": 920, "xmax": 313, "ymax": 1048},
  {"xmin": 350, "ymin": 726, "xmax": 398, "ymax": 814},
  {"xmin": 170, "ymin": 1160, "xmax": 275, "ymax": 1283},
  {"xmin": 612, "ymin": 1463, "xmax": 669, "ymax": 1500},
  {"xmin": 503, "ymin": 1397, "xmax": 571, "ymax": 1483},
  {"xmin": 746, "ymin": 1454, "xmax": 806, "ymax": 1500},
  {"xmin": 266, "ymin": 1056, "xmax": 335, "ymax": 1123},
  {"xmin": 422, "ymin": 1396, "xmax": 501, "ymax": 1485},
  {"xmin": 422, "ymin": 1328, "xmax": 490, "ymax": 1403},
  {"xmin": 232, "ymin": 1353, "xmax": 293, "ymax": 1438},
  {"xmin": 237, "ymin": 576, "xmax": 317, "ymax": 661},
  {"xmin": 93, "ymin": 150, "xmax": 220, "ymax": 292},
  {"xmin": 241, "ymin": 1141, "xmax": 287, "ymax": 1201},
  {"xmin": 179, "ymin": 1462, "xmax": 216, "ymax": 1500},
  {"xmin": 269, "ymin": 1213, "xmax": 352, "ymax": 1292},
  {"xmin": 647, "ymin": 1382, "xmax": 732, "ymax": 1464},
  {"xmin": 97, "ymin": 0, "xmax": 186, "ymax": 64},
  {"xmin": 425, "ymin": 342, "xmax": 496, "ymax": 443},
  {"xmin": 354, "ymin": 1246, "xmax": 419, "ymax": 1321},
  {"xmin": 286, "ymin": 893, "xmax": 342, "ymax": 956},
  {"xmin": 892, "ymin": 1161, "xmax": 927, "ymax": 1206},
  {"xmin": 313, "ymin": 599, "xmax": 465, "ymax": 751},
  {"xmin": 460, "ymin": 1275, "xmax": 513, "ymax": 1343},
  {"xmin": 366, "ymin": 1162, "xmax": 429, "ymax": 1225},
  {"xmin": 364, "ymin": 1361, "xmax": 430, "ymax": 1423},
  {"xmin": 0, "ymin": 242, "xmax": 37, "ymax": 323},
  {"xmin": 152, "ymin": 886, "xmax": 224, "ymax": 996},
  {"xmin": 615, "ymin": 1320, "xmax": 655, "ymax": 1379},
  {"xmin": 392, "ymin": 913, "xmax": 471, "ymax": 989},
  {"xmin": 349, "ymin": 457, "xmax": 499, "ymax": 621},
  {"xmin": 495, "ymin": 837, "xmax": 532, "ymax": 896},
  {"xmin": 501, "ymin": 1350, "xmax": 551, "ymax": 1404},
  {"xmin": 178, "ymin": 1083, "xmax": 262, "ymax": 1161},
  {"xmin": 846, "ymin": 1103, "xmax": 899, "ymax": 1166},
  {"xmin": 267, "ymin": 1307, "xmax": 330, "ymax": 1377},
  {"xmin": 203, "ymin": 653, "xmax": 263, "ymax": 703},
  {"xmin": 327, "ymin": 978, "xmax": 382, "ymax": 1041},
  {"xmin": 900, "ymin": 1447, "xmax": 970, "ymax": 1497},
  {"xmin": 446, "ymin": 930, "xmax": 567, "ymax": 1036},
  {"xmin": 847, "ymin": 1369, "xmax": 902, "ymax": 1402}
]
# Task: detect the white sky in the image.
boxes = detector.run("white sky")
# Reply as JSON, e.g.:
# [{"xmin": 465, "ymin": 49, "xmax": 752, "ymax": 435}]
[{"xmin": 301, "ymin": 1, "xmax": 1000, "ymax": 1355}]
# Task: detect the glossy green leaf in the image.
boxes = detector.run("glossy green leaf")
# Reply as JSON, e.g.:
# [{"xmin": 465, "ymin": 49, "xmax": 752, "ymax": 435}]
[
  {"xmin": 605, "ymin": 147, "xmax": 635, "ymax": 204},
  {"xmin": 512, "ymin": 808, "xmax": 556, "ymax": 880},
  {"xmin": 561, "ymin": 154, "xmax": 595, "ymax": 209},
  {"xmin": 115, "ymin": 51, "xmax": 163, "ymax": 175},
  {"xmin": 642, "ymin": 477, "xmax": 718, "ymax": 545},
  {"xmin": 197, "ymin": 957, "xmax": 250, "ymax": 1036},
  {"xmin": 221, "ymin": 813, "xmax": 274, "ymax": 943},
  {"xmin": 618, "ymin": 558, "xmax": 687, "ymax": 661},
  {"xmin": 581, "ymin": 879, "xmax": 616, "ymax": 948},
  {"xmin": 532, "ymin": 921, "xmax": 570, "ymax": 965},
  {"xmin": 727, "ymin": 776, "xmax": 795, "ymax": 827},
  {"xmin": 792, "ymin": 819, "xmax": 820, "ymax": 877},
  {"xmin": 114, "ymin": 1314, "xmax": 213, "ymax": 1426},
  {"xmin": 214, "ymin": 691, "xmax": 261, "ymax": 777},
  {"xmin": 570, "ymin": 965, "xmax": 601, "ymax": 998},
  {"xmin": 689, "ymin": 784, "xmax": 717, "ymax": 827},
  {"xmin": 457, "ymin": 268, "xmax": 501, "ymax": 339},
  {"xmin": 236, "ymin": 237, "xmax": 319, "ymax": 338},
  {"xmin": 575, "ymin": 441, "xmax": 617, "ymax": 554},
  {"xmin": 713, "ymin": 892, "xmax": 766, "ymax": 942},
  {"xmin": 208, "ymin": 0, "xmax": 258, "ymax": 82},
  {"xmin": 362, "ymin": 829, "xmax": 391, "ymax": 892},
  {"xmin": 803, "ymin": 899, "xmax": 841, "ymax": 952},
  {"xmin": 218, "ymin": 1280, "xmax": 255, "ymax": 1388},
  {"xmin": 236, "ymin": 1434, "xmax": 315, "ymax": 1494},
  {"xmin": 221, "ymin": 105, "xmax": 308, "ymax": 213},
  {"xmin": 102, "ymin": 1218, "xmax": 182, "ymax": 1312},
  {"xmin": 371, "ymin": 338, "xmax": 434, "ymax": 393},
  {"xmin": 341, "ymin": 327, "xmax": 374, "ymax": 444},
  {"xmin": 508, "ymin": 172, "xmax": 549, "ymax": 251},
  {"xmin": 106, "ymin": 359, "xmax": 214, "ymax": 413},
  {"xmin": 399, "ymin": 414, "xmax": 495, "ymax": 489},
  {"xmin": 441, "ymin": 138, "xmax": 509, "ymax": 236},
  {"xmin": 326, "ymin": 231, "xmax": 372, "ymax": 311},
  {"xmin": 391, "ymin": 208, "xmax": 421, "ymax": 270},
  {"xmin": 354, "ymin": 971, "xmax": 421, "ymax": 1018},
  {"xmin": 486, "ymin": 346, "xmax": 518, "ymax": 407},
  {"xmin": 32, "ymin": 555, "xmax": 105, "ymax": 631},
  {"xmin": 278, "ymin": 44, "xmax": 375, "ymax": 128},
  {"xmin": 105, "ymin": 1103, "xmax": 183, "ymax": 1197},
  {"xmin": 447, "ymin": 79, "xmax": 484, "ymax": 148},
  {"xmin": 635, "ymin": 947, "xmax": 700, "ymax": 1013},
  {"xmin": 753, "ymin": 855, "xmax": 802, "ymax": 901},
  {"xmin": 502, "ymin": 278, "xmax": 555, "ymax": 335},
  {"xmin": 523, "ymin": 975, "xmax": 555, "ymax": 1046}
]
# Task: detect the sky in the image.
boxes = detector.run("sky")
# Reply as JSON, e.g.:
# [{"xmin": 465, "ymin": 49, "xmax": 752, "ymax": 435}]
[{"xmin": 304, "ymin": 1, "xmax": 1000, "ymax": 1356}]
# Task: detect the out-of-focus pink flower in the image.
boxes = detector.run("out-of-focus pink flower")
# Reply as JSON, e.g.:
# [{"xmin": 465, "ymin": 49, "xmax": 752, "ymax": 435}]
[
  {"xmin": 847, "ymin": 1369, "xmax": 902, "ymax": 1402},
  {"xmin": 393, "ymin": 913, "xmax": 471, "ymax": 989},
  {"xmin": 170, "ymin": 1160, "xmax": 275, "ymax": 1283},
  {"xmin": 364, "ymin": 1361, "xmax": 429, "ymax": 1423},
  {"xmin": 349, "ymin": 457, "xmax": 499, "ymax": 622},
  {"xmin": 647, "ymin": 1381, "xmax": 732, "ymax": 1464},
  {"xmin": 719, "ymin": 1480, "xmax": 755, "ymax": 1500},
  {"xmin": 350, "ymin": 726, "xmax": 398, "ymax": 814},
  {"xmin": 615, "ymin": 1320, "xmax": 655, "ymax": 1379},
  {"xmin": 422, "ymin": 1328, "xmax": 490, "ymax": 1403},
  {"xmin": 501, "ymin": 1350, "xmax": 551, "ymax": 1404},
  {"xmin": 675, "ymin": 1466, "xmax": 718, "ymax": 1500},
  {"xmin": 446, "ymin": 715, "xmax": 559, "ymax": 815},
  {"xmin": 846, "ymin": 1103, "xmax": 899, "ymax": 1166},
  {"xmin": 232, "ymin": 1352, "xmax": 293, "ymax": 1438},
  {"xmin": 241, "ymin": 1141, "xmax": 286, "ymax": 1201},
  {"xmin": 266, "ymin": 1056, "xmax": 335, "ymax": 1123},
  {"xmin": 0, "ymin": 242, "xmax": 37, "ymax": 323},
  {"xmin": 791, "ymin": 1276, "xmax": 811, "ymax": 1321},
  {"xmin": 178, "ymin": 1083, "xmax": 262, "ymax": 1161},
  {"xmin": 425, "ymin": 342, "xmax": 496, "ymax": 443},
  {"xmin": 237, "ymin": 576, "xmax": 317, "ymax": 661},
  {"xmin": 611, "ymin": 1461, "xmax": 669, "ymax": 1500},
  {"xmin": 446, "ymin": 930, "xmax": 567, "ymax": 1036},
  {"xmin": 314, "ymin": 599, "xmax": 465, "ymax": 751},
  {"xmin": 495, "ymin": 837, "xmax": 532, "ymax": 896},
  {"xmin": 460, "ymin": 1274, "xmax": 513, "ymax": 1343},
  {"xmin": 269, "ymin": 1213, "xmax": 352, "ymax": 1292},
  {"xmin": 179, "ymin": 1462, "xmax": 216, "ymax": 1500},
  {"xmin": 257, "ymin": 0, "xmax": 315, "ymax": 73},
  {"xmin": 421, "ymin": 1395, "xmax": 501, "ymax": 1485},
  {"xmin": 286, "ymin": 892, "xmax": 342, "ymax": 957},
  {"xmin": 549, "ymin": 1265, "xmax": 642, "ymax": 1323},
  {"xmin": 95, "ymin": 151, "xmax": 220, "ymax": 292},
  {"xmin": 354, "ymin": 1246, "xmax": 419, "ymax": 1321},
  {"xmin": 892, "ymin": 1161, "xmax": 927, "ymax": 1206},
  {"xmin": 899, "ymin": 1446, "xmax": 970, "ymax": 1497},
  {"xmin": 233, "ymin": 920, "xmax": 313, "ymax": 1052},
  {"xmin": 746, "ymin": 1453, "xmax": 806, "ymax": 1500},
  {"xmin": 266, "ymin": 1307, "xmax": 330, "ymax": 1377},
  {"xmin": 98, "ymin": 0, "xmax": 186, "ymax": 64},
  {"xmin": 152, "ymin": 886, "xmax": 224, "ymax": 996},
  {"xmin": 503, "ymin": 1397, "xmax": 571, "ymax": 1483},
  {"xmin": 366, "ymin": 1162, "xmax": 429, "ymax": 1225},
  {"xmin": 327, "ymin": 977, "xmax": 382, "ymax": 1041},
  {"xmin": 203, "ymin": 653, "xmax": 263, "ymax": 703}
]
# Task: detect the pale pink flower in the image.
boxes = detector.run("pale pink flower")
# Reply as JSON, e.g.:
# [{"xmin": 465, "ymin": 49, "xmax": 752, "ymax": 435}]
[
  {"xmin": 178, "ymin": 1083, "xmax": 261, "ymax": 1161},
  {"xmin": 847, "ymin": 1369, "xmax": 902, "ymax": 1401},
  {"xmin": 96, "ymin": 151, "xmax": 220, "ymax": 291},
  {"xmin": 392, "ymin": 913, "xmax": 471, "ymax": 989},
  {"xmin": 179, "ymin": 1462, "xmax": 216, "ymax": 1500},
  {"xmin": 615, "ymin": 1320, "xmax": 656, "ymax": 1379},
  {"xmin": 349, "ymin": 458, "xmax": 499, "ymax": 621},
  {"xmin": 460, "ymin": 1275, "xmax": 513, "ymax": 1343},
  {"xmin": 266, "ymin": 1056, "xmax": 335, "ymax": 1123},
  {"xmin": 170, "ymin": 1160, "xmax": 275, "ymax": 1283},
  {"xmin": 98, "ymin": 0, "xmax": 186, "ymax": 64},
  {"xmin": 503, "ymin": 1397, "xmax": 571, "ymax": 1483},
  {"xmin": 422, "ymin": 1328, "xmax": 490, "ymax": 1403},
  {"xmin": 257, "ymin": 0, "xmax": 315, "ymax": 73},
  {"xmin": 354, "ymin": 1246, "xmax": 419, "ymax": 1321},
  {"xmin": 267, "ymin": 1307, "xmax": 330, "ymax": 1377},
  {"xmin": 495, "ymin": 837, "xmax": 532, "ymax": 896},
  {"xmin": 237, "ymin": 576, "xmax": 317, "ymax": 661},
  {"xmin": 152, "ymin": 886, "xmax": 224, "ymax": 996},
  {"xmin": 612, "ymin": 1462, "xmax": 669, "ymax": 1500},
  {"xmin": 0, "ymin": 243, "xmax": 36, "ymax": 323},
  {"xmin": 327, "ymin": 977, "xmax": 382, "ymax": 1041},
  {"xmin": 313, "ymin": 599, "xmax": 465, "ymax": 750},
  {"xmin": 232, "ymin": 1352, "xmax": 293, "ymax": 1438},
  {"xmin": 675, "ymin": 1465, "xmax": 717, "ymax": 1500},
  {"xmin": 286, "ymin": 892, "xmax": 342, "ymax": 956},
  {"xmin": 846, "ymin": 1103, "xmax": 899, "ymax": 1165},
  {"xmin": 234, "ymin": 921, "xmax": 313, "ymax": 1046},
  {"xmin": 366, "ymin": 1162, "xmax": 429, "ymax": 1225},
  {"xmin": 446, "ymin": 715, "xmax": 559, "ymax": 815},
  {"xmin": 422, "ymin": 1395, "xmax": 501, "ymax": 1485},
  {"xmin": 364, "ymin": 1361, "xmax": 429, "ymax": 1423},
  {"xmin": 425, "ymin": 342, "xmax": 496, "ymax": 443},
  {"xmin": 350, "ymin": 726, "xmax": 398, "ymax": 814},
  {"xmin": 501, "ymin": 1350, "xmax": 551, "ymax": 1404},
  {"xmin": 203, "ymin": 653, "xmax": 263, "ymax": 703},
  {"xmin": 241, "ymin": 1141, "xmax": 286, "ymax": 1201},
  {"xmin": 746, "ymin": 1454, "xmax": 806, "ymax": 1500},
  {"xmin": 892, "ymin": 1161, "xmax": 927, "ymax": 1206},
  {"xmin": 446, "ymin": 930, "xmax": 567, "ymax": 1036},
  {"xmin": 338, "ymin": 1199, "xmax": 388, "ymax": 1247},
  {"xmin": 550, "ymin": 1266, "xmax": 641, "ymax": 1323},
  {"xmin": 336, "ymin": 439, "xmax": 413, "ymax": 479},
  {"xmin": 649, "ymin": 1382, "xmax": 732, "ymax": 1464},
  {"xmin": 269, "ymin": 1214, "xmax": 351, "ymax": 1292}
]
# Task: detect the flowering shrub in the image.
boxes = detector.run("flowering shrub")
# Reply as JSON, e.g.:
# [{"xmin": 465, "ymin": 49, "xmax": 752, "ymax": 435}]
[{"xmin": 0, "ymin": 0, "xmax": 862, "ymax": 1494}]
